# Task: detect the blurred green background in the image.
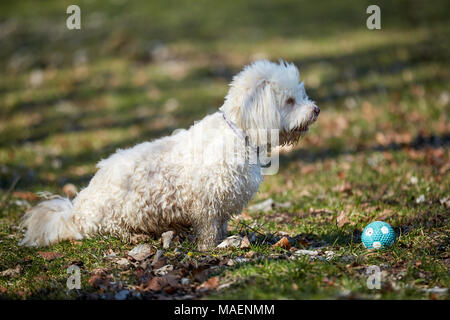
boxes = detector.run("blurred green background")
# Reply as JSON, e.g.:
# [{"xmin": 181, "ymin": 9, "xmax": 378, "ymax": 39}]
[
  {"xmin": 0, "ymin": 0, "xmax": 448, "ymax": 192},
  {"xmin": 0, "ymin": 0, "xmax": 448, "ymax": 299}
]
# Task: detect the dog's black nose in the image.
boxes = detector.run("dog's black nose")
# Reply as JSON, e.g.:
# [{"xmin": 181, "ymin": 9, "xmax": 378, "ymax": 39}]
[{"xmin": 313, "ymin": 106, "xmax": 320, "ymax": 116}]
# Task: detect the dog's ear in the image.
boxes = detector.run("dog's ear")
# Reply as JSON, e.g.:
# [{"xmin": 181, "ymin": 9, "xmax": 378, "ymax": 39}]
[{"xmin": 241, "ymin": 79, "xmax": 281, "ymax": 145}]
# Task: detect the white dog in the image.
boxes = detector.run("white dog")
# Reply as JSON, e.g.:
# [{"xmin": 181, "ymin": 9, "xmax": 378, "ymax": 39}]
[{"xmin": 20, "ymin": 60, "xmax": 319, "ymax": 250}]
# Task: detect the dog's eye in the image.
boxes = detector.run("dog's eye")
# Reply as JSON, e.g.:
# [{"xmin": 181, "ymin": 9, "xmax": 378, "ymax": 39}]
[{"xmin": 286, "ymin": 97, "xmax": 295, "ymax": 106}]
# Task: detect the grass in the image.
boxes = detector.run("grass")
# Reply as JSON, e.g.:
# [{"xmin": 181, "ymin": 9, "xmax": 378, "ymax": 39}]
[{"xmin": 0, "ymin": 0, "xmax": 449, "ymax": 299}]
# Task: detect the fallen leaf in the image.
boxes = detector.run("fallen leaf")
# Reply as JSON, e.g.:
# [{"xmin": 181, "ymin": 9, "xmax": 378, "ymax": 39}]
[
  {"xmin": 129, "ymin": 234, "xmax": 151, "ymax": 244},
  {"xmin": 439, "ymin": 197, "xmax": 450, "ymax": 208},
  {"xmin": 271, "ymin": 237, "xmax": 291, "ymax": 250},
  {"xmin": 336, "ymin": 211, "xmax": 350, "ymax": 227},
  {"xmin": 88, "ymin": 269, "xmax": 111, "ymax": 289},
  {"xmin": 200, "ymin": 276, "xmax": 220, "ymax": 290},
  {"xmin": 377, "ymin": 208, "xmax": 394, "ymax": 221},
  {"xmin": 146, "ymin": 277, "xmax": 168, "ymax": 291},
  {"xmin": 161, "ymin": 231, "xmax": 175, "ymax": 249},
  {"xmin": 296, "ymin": 239, "xmax": 310, "ymax": 247},
  {"xmin": 192, "ymin": 265, "xmax": 210, "ymax": 283},
  {"xmin": 298, "ymin": 189, "xmax": 311, "ymax": 197},
  {"xmin": 337, "ymin": 171, "xmax": 347, "ymax": 179},
  {"xmin": 245, "ymin": 250, "xmax": 257, "ymax": 259},
  {"xmin": 12, "ymin": 192, "xmax": 38, "ymax": 202},
  {"xmin": 237, "ymin": 211, "xmax": 252, "ymax": 221},
  {"xmin": 38, "ymin": 251, "xmax": 65, "ymax": 261},
  {"xmin": 240, "ymin": 236, "xmax": 250, "ymax": 249},
  {"xmin": 333, "ymin": 182, "xmax": 353, "ymax": 194},
  {"xmin": 0, "ymin": 265, "xmax": 21, "ymax": 278},
  {"xmin": 113, "ymin": 258, "xmax": 131, "ymax": 268},
  {"xmin": 70, "ymin": 240, "xmax": 82, "ymax": 247},
  {"xmin": 128, "ymin": 244, "xmax": 154, "ymax": 261}
]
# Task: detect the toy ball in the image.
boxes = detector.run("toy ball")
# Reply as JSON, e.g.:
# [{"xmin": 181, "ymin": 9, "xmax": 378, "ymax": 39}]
[{"xmin": 361, "ymin": 221, "xmax": 395, "ymax": 249}]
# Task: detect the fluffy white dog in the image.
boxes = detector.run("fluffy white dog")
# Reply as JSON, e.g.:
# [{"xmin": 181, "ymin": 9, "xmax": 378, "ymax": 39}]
[{"xmin": 20, "ymin": 60, "xmax": 319, "ymax": 250}]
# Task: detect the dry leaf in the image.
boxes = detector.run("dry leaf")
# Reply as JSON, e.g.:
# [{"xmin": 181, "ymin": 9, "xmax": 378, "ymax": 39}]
[
  {"xmin": 377, "ymin": 208, "xmax": 394, "ymax": 221},
  {"xmin": 296, "ymin": 238, "xmax": 310, "ymax": 247},
  {"xmin": 200, "ymin": 276, "xmax": 220, "ymax": 290},
  {"xmin": 12, "ymin": 192, "xmax": 38, "ymax": 202},
  {"xmin": 336, "ymin": 211, "xmax": 350, "ymax": 227},
  {"xmin": 161, "ymin": 231, "xmax": 175, "ymax": 249},
  {"xmin": 240, "ymin": 236, "xmax": 250, "ymax": 249},
  {"xmin": 0, "ymin": 265, "xmax": 21, "ymax": 277},
  {"xmin": 128, "ymin": 244, "xmax": 154, "ymax": 261},
  {"xmin": 38, "ymin": 251, "xmax": 65, "ymax": 261},
  {"xmin": 237, "ymin": 211, "xmax": 252, "ymax": 221},
  {"xmin": 217, "ymin": 235, "xmax": 242, "ymax": 249},
  {"xmin": 62, "ymin": 184, "xmax": 77, "ymax": 198},
  {"xmin": 333, "ymin": 182, "xmax": 353, "ymax": 194},
  {"xmin": 88, "ymin": 269, "xmax": 111, "ymax": 288},
  {"xmin": 154, "ymin": 265, "xmax": 173, "ymax": 276},
  {"xmin": 271, "ymin": 237, "xmax": 291, "ymax": 250},
  {"xmin": 146, "ymin": 277, "xmax": 168, "ymax": 291}
]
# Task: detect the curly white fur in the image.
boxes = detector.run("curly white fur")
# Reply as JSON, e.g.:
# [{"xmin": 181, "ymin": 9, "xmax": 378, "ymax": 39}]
[{"xmin": 20, "ymin": 60, "xmax": 319, "ymax": 250}]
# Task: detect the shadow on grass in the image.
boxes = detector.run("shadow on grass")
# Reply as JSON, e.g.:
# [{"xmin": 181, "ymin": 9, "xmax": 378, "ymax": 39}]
[{"xmin": 281, "ymin": 131, "xmax": 450, "ymax": 167}]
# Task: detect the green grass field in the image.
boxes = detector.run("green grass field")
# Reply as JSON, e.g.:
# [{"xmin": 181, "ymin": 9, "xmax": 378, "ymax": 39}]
[{"xmin": 0, "ymin": 0, "xmax": 448, "ymax": 299}]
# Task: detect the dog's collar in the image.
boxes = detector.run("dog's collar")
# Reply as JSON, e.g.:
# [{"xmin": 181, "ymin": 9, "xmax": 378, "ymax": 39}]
[{"xmin": 220, "ymin": 111, "xmax": 246, "ymax": 141}]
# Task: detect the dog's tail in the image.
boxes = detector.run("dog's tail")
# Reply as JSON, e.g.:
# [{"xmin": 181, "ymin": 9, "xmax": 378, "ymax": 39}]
[{"xmin": 19, "ymin": 195, "xmax": 83, "ymax": 247}]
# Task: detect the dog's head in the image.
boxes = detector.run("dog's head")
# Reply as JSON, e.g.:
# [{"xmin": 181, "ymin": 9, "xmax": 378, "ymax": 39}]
[{"xmin": 220, "ymin": 60, "xmax": 319, "ymax": 146}]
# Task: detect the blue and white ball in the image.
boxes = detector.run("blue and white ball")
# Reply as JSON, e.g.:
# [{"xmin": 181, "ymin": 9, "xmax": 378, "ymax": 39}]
[{"xmin": 361, "ymin": 221, "xmax": 396, "ymax": 249}]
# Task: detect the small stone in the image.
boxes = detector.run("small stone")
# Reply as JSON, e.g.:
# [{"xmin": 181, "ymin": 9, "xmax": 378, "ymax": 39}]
[
  {"xmin": 271, "ymin": 237, "xmax": 291, "ymax": 250},
  {"xmin": 245, "ymin": 251, "xmax": 256, "ymax": 259},
  {"xmin": 114, "ymin": 290, "xmax": 129, "ymax": 300}
]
